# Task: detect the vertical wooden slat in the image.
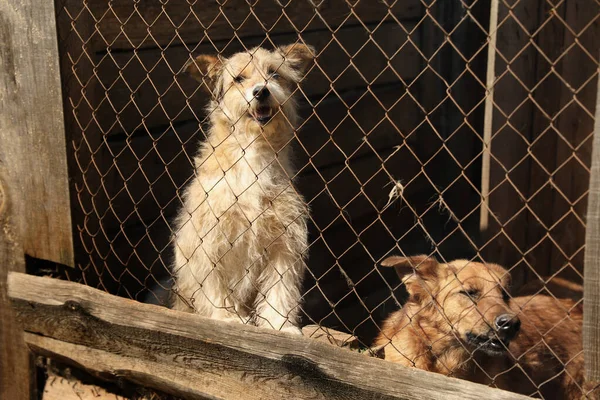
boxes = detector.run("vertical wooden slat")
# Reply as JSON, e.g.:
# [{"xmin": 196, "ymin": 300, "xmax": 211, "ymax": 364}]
[
  {"xmin": 479, "ymin": 0, "xmax": 499, "ymax": 232},
  {"xmin": 0, "ymin": 0, "xmax": 74, "ymax": 267},
  {"xmin": 546, "ymin": 0, "xmax": 599, "ymax": 281},
  {"xmin": 584, "ymin": 75, "xmax": 600, "ymax": 382},
  {"xmin": 481, "ymin": 1, "xmax": 541, "ymax": 287},
  {"xmin": 0, "ymin": 180, "xmax": 32, "ymax": 400},
  {"xmin": 484, "ymin": 0, "xmax": 599, "ymax": 288},
  {"xmin": 1, "ymin": 0, "xmax": 73, "ymax": 396}
]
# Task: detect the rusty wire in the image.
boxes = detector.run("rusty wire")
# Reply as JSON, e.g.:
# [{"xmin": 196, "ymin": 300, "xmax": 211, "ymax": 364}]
[{"xmin": 53, "ymin": 0, "xmax": 599, "ymax": 398}]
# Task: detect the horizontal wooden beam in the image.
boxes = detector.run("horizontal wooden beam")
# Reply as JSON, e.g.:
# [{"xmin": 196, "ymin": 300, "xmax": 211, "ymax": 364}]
[{"xmin": 8, "ymin": 272, "xmax": 527, "ymax": 400}]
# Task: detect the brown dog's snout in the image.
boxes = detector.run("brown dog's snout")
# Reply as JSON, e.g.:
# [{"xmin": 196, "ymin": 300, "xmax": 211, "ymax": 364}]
[
  {"xmin": 494, "ymin": 313, "xmax": 521, "ymax": 339},
  {"xmin": 252, "ymin": 85, "xmax": 270, "ymax": 101}
]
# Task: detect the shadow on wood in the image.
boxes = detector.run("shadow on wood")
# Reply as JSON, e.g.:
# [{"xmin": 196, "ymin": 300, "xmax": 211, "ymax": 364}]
[{"xmin": 8, "ymin": 272, "xmax": 528, "ymax": 400}]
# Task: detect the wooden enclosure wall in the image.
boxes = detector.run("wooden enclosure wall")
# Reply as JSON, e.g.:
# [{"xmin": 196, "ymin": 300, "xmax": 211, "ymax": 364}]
[
  {"xmin": 482, "ymin": 0, "xmax": 600, "ymax": 288},
  {"xmin": 52, "ymin": 1, "xmax": 508, "ymax": 344},
  {"xmin": 53, "ymin": 0, "xmax": 599, "ymax": 346},
  {"xmin": 1, "ymin": 0, "xmax": 597, "ymax": 398}
]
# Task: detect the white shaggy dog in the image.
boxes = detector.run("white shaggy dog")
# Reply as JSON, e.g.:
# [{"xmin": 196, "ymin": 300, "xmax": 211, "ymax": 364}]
[{"xmin": 171, "ymin": 44, "xmax": 314, "ymax": 334}]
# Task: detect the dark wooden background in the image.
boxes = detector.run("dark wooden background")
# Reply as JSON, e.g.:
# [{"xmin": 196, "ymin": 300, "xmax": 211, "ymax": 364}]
[{"xmin": 51, "ymin": 0, "xmax": 598, "ymax": 345}]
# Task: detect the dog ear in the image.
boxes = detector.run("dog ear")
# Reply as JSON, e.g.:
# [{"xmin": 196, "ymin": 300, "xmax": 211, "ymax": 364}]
[
  {"xmin": 381, "ymin": 255, "xmax": 439, "ymax": 280},
  {"xmin": 183, "ymin": 55, "xmax": 223, "ymax": 92},
  {"xmin": 381, "ymin": 255, "xmax": 440, "ymax": 302},
  {"xmin": 278, "ymin": 43, "xmax": 315, "ymax": 77}
]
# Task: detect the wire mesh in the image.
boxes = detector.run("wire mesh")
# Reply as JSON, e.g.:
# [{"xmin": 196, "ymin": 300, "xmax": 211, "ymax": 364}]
[{"xmin": 53, "ymin": 0, "xmax": 599, "ymax": 398}]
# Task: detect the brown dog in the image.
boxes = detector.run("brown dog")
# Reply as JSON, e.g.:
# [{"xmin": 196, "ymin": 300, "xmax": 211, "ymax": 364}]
[{"xmin": 374, "ymin": 255, "xmax": 595, "ymax": 399}]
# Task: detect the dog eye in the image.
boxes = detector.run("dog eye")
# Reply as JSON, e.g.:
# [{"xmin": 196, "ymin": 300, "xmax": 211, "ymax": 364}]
[
  {"xmin": 459, "ymin": 289, "xmax": 480, "ymax": 299},
  {"xmin": 502, "ymin": 289, "xmax": 511, "ymax": 303},
  {"xmin": 268, "ymin": 68, "xmax": 280, "ymax": 79},
  {"xmin": 234, "ymin": 75, "xmax": 245, "ymax": 83}
]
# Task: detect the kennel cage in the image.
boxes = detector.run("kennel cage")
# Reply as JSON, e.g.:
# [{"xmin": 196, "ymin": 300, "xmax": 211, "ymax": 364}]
[{"xmin": 1, "ymin": 0, "xmax": 600, "ymax": 399}]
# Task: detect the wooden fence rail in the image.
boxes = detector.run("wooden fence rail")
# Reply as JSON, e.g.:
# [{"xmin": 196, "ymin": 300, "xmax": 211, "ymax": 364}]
[{"xmin": 7, "ymin": 272, "xmax": 528, "ymax": 400}]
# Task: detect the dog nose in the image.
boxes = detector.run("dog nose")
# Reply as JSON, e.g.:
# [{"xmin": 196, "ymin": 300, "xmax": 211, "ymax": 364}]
[
  {"xmin": 252, "ymin": 85, "xmax": 270, "ymax": 101},
  {"xmin": 494, "ymin": 314, "xmax": 521, "ymax": 337}
]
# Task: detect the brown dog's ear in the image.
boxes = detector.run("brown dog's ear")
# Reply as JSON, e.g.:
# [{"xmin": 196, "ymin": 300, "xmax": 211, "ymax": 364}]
[
  {"xmin": 183, "ymin": 55, "xmax": 223, "ymax": 92},
  {"xmin": 381, "ymin": 255, "xmax": 439, "ymax": 280},
  {"xmin": 381, "ymin": 255, "xmax": 440, "ymax": 303},
  {"xmin": 278, "ymin": 43, "xmax": 315, "ymax": 77}
]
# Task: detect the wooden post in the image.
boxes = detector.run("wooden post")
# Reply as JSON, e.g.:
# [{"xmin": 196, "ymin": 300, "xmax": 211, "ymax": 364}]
[
  {"xmin": 479, "ymin": 0, "xmax": 499, "ymax": 232},
  {"xmin": 1, "ymin": 0, "xmax": 74, "ymax": 397},
  {"xmin": 0, "ymin": 0, "xmax": 74, "ymax": 266},
  {"xmin": 584, "ymin": 75, "xmax": 600, "ymax": 382},
  {"xmin": 0, "ymin": 181, "xmax": 32, "ymax": 400}
]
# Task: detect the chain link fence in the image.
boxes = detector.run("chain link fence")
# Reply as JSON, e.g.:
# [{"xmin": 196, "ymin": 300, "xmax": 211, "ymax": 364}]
[{"xmin": 52, "ymin": 0, "xmax": 599, "ymax": 397}]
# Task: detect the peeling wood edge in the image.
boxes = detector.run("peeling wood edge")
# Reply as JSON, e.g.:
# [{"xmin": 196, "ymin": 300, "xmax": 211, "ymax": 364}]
[{"xmin": 7, "ymin": 272, "xmax": 528, "ymax": 400}]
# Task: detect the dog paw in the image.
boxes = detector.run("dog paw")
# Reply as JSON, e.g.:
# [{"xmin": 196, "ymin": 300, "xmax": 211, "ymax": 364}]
[{"xmin": 280, "ymin": 326, "xmax": 303, "ymax": 335}]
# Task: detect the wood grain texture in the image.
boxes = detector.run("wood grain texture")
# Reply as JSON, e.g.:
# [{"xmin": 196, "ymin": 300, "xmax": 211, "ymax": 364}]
[
  {"xmin": 479, "ymin": 0, "xmax": 499, "ymax": 231},
  {"xmin": 481, "ymin": 0, "xmax": 541, "ymax": 287},
  {"xmin": 84, "ymin": 0, "xmax": 422, "ymax": 51},
  {"xmin": 484, "ymin": 0, "xmax": 599, "ymax": 288},
  {"xmin": 93, "ymin": 22, "xmax": 421, "ymax": 135},
  {"xmin": 0, "ymin": 0, "xmax": 73, "ymax": 266},
  {"xmin": 8, "ymin": 272, "xmax": 528, "ymax": 400},
  {"xmin": 0, "ymin": 182, "xmax": 32, "ymax": 400},
  {"xmin": 584, "ymin": 75, "xmax": 600, "ymax": 382},
  {"xmin": 545, "ymin": 0, "xmax": 598, "ymax": 280}
]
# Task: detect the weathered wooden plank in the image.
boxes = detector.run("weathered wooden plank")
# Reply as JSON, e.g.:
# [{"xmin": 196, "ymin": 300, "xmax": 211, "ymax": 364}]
[
  {"xmin": 583, "ymin": 73, "xmax": 600, "ymax": 382},
  {"xmin": 1, "ymin": 0, "xmax": 73, "ymax": 396},
  {"xmin": 301, "ymin": 324, "xmax": 361, "ymax": 349},
  {"xmin": 512, "ymin": 1, "xmax": 570, "ymax": 285},
  {"xmin": 0, "ymin": 0, "xmax": 74, "ymax": 266},
  {"xmin": 482, "ymin": 0, "xmax": 542, "ymax": 287},
  {"xmin": 483, "ymin": 0, "xmax": 600, "ymax": 288},
  {"xmin": 8, "ymin": 273, "xmax": 528, "ymax": 400},
  {"xmin": 0, "ymin": 181, "xmax": 32, "ymax": 400},
  {"xmin": 31, "ymin": 336, "xmax": 215, "ymax": 400},
  {"xmin": 94, "ymin": 22, "xmax": 421, "ymax": 134},
  {"xmin": 479, "ymin": 0, "xmax": 499, "ymax": 232},
  {"xmin": 545, "ymin": 0, "xmax": 599, "ymax": 280},
  {"xmin": 519, "ymin": 1, "xmax": 581, "ymax": 282},
  {"xmin": 81, "ymin": 0, "xmax": 422, "ymax": 51}
]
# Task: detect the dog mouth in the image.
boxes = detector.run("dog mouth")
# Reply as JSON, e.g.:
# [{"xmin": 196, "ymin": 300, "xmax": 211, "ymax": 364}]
[
  {"xmin": 250, "ymin": 106, "xmax": 273, "ymax": 124},
  {"xmin": 465, "ymin": 332, "xmax": 512, "ymax": 356}
]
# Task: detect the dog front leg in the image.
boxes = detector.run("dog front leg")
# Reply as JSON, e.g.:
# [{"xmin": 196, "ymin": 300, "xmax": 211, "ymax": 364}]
[
  {"xmin": 173, "ymin": 261, "xmax": 248, "ymax": 325},
  {"xmin": 255, "ymin": 255, "xmax": 304, "ymax": 335}
]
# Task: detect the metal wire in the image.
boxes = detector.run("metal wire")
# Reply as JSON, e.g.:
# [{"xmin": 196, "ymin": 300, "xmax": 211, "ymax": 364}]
[{"xmin": 54, "ymin": 0, "xmax": 599, "ymax": 397}]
